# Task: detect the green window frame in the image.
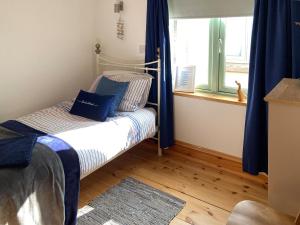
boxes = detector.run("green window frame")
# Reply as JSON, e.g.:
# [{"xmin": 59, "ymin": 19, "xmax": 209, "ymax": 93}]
[
  {"xmin": 195, "ymin": 18, "xmax": 236, "ymax": 95},
  {"xmin": 171, "ymin": 17, "xmax": 251, "ymax": 96},
  {"xmin": 193, "ymin": 18, "xmax": 249, "ymax": 96}
]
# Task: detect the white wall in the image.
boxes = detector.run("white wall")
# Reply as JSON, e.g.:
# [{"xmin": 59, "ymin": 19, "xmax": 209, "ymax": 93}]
[
  {"xmin": 175, "ymin": 96, "xmax": 246, "ymax": 157},
  {"xmin": 96, "ymin": 0, "xmax": 247, "ymax": 158},
  {"xmin": 96, "ymin": 0, "xmax": 147, "ymax": 60},
  {"xmin": 0, "ymin": 0, "xmax": 97, "ymax": 122}
]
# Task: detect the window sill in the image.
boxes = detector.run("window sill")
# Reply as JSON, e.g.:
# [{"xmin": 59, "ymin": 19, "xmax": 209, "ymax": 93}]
[{"xmin": 174, "ymin": 91, "xmax": 247, "ymax": 106}]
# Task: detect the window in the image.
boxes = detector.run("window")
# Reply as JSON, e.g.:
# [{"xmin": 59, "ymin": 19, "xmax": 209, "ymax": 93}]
[{"xmin": 170, "ymin": 17, "xmax": 253, "ymax": 95}]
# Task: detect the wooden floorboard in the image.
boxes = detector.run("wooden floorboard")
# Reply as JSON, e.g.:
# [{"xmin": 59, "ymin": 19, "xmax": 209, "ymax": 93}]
[{"xmin": 79, "ymin": 141, "xmax": 268, "ymax": 225}]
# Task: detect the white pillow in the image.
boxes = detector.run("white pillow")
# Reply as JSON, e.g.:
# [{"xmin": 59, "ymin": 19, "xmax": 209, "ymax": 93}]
[{"xmin": 89, "ymin": 71, "xmax": 153, "ymax": 111}]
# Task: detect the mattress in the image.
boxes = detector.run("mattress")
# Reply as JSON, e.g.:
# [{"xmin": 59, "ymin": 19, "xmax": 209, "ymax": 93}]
[{"xmin": 17, "ymin": 101, "xmax": 156, "ymax": 179}]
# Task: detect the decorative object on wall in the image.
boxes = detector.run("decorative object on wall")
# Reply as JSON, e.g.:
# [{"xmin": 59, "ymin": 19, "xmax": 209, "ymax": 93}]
[
  {"xmin": 114, "ymin": 0, "xmax": 125, "ymax": 40},
  {"xmin": 235, "ymin": 81, "xmax": 246, "ymax": 102},
  {"xmin": 114, "ymin": 0, "xmax": 123, "ymax": 13},
  {"xmin": 174, "ymin": 66, "xmax": 196, "ymax": 93},
  {"xmin": 117, "ymin": 18, "xmax": 125, "ymax": 40}
]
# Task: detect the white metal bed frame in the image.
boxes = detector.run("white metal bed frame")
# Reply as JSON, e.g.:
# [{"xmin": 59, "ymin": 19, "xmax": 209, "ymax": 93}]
[{"xmin": 95, "ymin": 43, "xmax": 163, "ymax": 156}]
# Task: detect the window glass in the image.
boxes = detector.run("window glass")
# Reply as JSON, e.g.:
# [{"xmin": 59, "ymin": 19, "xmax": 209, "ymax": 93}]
[
  {"xmin": 170, "ymin": 19, "xmax": 210, "ymax": 88},
  {"xmin": 221, "ymin": 17, "xmax": 253, "ymax": 91}
]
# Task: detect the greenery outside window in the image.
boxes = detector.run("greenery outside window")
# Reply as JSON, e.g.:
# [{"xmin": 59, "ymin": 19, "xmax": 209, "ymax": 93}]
[{"xmin": 170, "ymin": 17, "xmax": 253, "ymax": 96}]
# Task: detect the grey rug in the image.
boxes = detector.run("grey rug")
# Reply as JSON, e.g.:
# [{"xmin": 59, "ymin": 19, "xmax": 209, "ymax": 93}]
[{"xmin": 77, "ymin": 177, "xmax": 186, "ymax": 225}]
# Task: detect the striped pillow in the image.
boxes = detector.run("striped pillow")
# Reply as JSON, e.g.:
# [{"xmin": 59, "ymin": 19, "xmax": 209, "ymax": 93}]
[
  {"xmin": 106, "ymin": 75, "xmax": 150, "ymax": 111},
  {"xmin": 89, "ymin": 72, "xmax": 153, "ymax": 111}
]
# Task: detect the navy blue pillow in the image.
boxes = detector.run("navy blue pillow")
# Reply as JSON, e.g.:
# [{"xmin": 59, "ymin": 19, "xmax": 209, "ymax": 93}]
[
  {"xmin": 0, "ymin": 134, "xmax": 38, "ymax": 168},
  {"xmin": 95, "ymin": 76, "xmax": 129, "ymax": 117},
  {"xmin": 70, "ymin": 90, "xmax": 115, "ymax": 122}
]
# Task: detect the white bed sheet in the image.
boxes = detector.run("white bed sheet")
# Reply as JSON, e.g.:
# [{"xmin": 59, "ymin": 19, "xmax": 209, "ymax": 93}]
[{"xmin": 17, "ymin": 101, "xmax": 156, "ymax": 179}]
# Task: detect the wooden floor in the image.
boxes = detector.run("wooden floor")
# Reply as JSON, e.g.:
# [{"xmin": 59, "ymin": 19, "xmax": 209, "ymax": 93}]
[{"xmin": 79, "ymin": 141, "xmax": 268, "ymax": 225}]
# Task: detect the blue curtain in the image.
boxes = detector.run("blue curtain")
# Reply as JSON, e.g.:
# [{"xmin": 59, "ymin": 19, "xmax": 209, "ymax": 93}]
[
  {"xmin": 292, "ymin": 0, "xmax": 300, "ymax": 76},
  {"xmin": 145, "ymin": 0, "xmax": 174, "ymax": 148},
  {"xmin": 243, "ymin": 0, "xmax": 300, "ymax": 175}
]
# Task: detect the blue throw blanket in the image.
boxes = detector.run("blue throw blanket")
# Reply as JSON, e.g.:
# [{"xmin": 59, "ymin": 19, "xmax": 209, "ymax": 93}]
[
  {"xmin": 1, "ymin": 121, "xmax": 80, "ymax": 225},
  {"xmin": 0, "ymin": 130, "xmax": 38, "ymax": 168}
]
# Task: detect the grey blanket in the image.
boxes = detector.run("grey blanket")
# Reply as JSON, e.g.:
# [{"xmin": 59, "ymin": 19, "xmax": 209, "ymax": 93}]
[{"xmin": 0, "ymin": 129, "xmax": 65, "ymax": 225}]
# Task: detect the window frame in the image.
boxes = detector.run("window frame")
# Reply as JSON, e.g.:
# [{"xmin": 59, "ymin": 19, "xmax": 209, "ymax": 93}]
[
  {"xmin": 172, "ymin": 17, "xmax": 251, "ymax": 96},
  {"xmin": 218, "ymin": 19, "xmax": 238, "ymax": 95}
]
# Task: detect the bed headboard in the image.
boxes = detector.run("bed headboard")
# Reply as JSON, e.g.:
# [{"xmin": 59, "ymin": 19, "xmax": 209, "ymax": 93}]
[
  {"xmin": 94, "ymin": 43, "xmax": 163, "ymax": 156},
  {"xmin": 95, "ymin": 43, "xmax": 160, "ymax": 73}
]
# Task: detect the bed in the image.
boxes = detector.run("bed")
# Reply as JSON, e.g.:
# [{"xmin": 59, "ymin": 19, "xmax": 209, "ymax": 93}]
[
  {"xmin": 0, "ymin": 45, "xmax": 161, "ymax": 225},
  {"xmin": 17, "ymin": 100, "xmax": 156, "ymax": 179}
]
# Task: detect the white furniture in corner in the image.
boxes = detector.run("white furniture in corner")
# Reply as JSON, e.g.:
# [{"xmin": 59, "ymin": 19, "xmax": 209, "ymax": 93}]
[{"xmin": 265, "ymin": 78, "xmax": 300, "ymax": 217}]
